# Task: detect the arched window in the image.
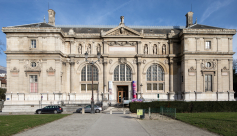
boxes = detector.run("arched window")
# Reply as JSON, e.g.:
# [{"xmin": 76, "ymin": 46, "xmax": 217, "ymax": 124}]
[
  {"xmin": 114, "ymin": 64, "xmax": 132, "ymax": 81},
  {"xmin": 81, "ymin": 65, "xmax": 98, "ymax": 81},
  {"xmin": 146, "ymin": 64, "xmax": 164, "ymax": 91},
  {"xmin": 81, "ymin": 65, "xmax": 99, "ymax": 92}
]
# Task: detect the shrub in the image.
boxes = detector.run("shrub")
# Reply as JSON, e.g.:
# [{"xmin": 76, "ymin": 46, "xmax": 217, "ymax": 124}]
[{"xmin": 129, "ymin": 101, "xmax": 237, "ymax": 113}]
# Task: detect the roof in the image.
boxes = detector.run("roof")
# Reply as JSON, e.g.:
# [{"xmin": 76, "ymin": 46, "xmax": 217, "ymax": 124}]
[
  {"xmin": 0, "ymin": 79, "xmax": 6, "ymax": 84},
  {"xmin": 8, "ymin": 22, "xmax": 54, "ymax": 28},
  {"xmin": 188, "ymin": 24, "xmax": 224, "ymax": 29}
]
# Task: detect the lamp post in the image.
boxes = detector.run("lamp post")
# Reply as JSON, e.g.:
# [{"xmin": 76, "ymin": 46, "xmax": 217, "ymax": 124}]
[{"xmin": 85, "ymin": 51, "xmax": 101, "ymax": 114}]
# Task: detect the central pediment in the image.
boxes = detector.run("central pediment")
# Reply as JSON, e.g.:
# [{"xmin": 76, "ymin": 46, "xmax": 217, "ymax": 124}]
[{"xmin": 101, "ymin": 24, "xmax": 142, "ymax": 37}]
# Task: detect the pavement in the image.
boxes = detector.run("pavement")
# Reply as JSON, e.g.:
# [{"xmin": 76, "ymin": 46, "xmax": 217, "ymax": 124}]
[{"xmin": 13, "ymin": 112, "xmax": 218, "ymax": 136}]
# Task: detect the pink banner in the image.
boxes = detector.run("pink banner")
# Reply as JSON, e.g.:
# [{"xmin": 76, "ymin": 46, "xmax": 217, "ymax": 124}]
[{"xmin": 133, "ymin": 81, "xmax": 137, "ymax": 98}]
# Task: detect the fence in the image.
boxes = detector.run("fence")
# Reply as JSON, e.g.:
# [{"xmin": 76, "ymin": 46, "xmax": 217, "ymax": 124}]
[{"xmin": 142, "ymin": 107, "xmax": 176, "ymax": 119}]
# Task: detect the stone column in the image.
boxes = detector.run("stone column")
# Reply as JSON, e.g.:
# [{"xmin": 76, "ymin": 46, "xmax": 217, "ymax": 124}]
[
  {"xmin": 229, "ymin": 59, "xmax": 233, "ymax": 91},
  {"xmin": 137, "ymin": 58, "xmax": 142, "ymax": 98},
  {"xmin": 228, "ymin": 38, "xmax": 233, "ymax": 52},
  {"xmin": 69, "ymin": 59, "xmax": 75, "ymax": 93},
  {"xmin": 217, "ymin": 59, "xmax": 222, "ymax": 92},
  {"xmin": 196, "ymin": 59, "xmax": 200, "ymax": 92},
  {"xmin": 103, "ymin": 41, "xmax": 108, "ymax": 54},
  {"xmin": 103, "ymin": 57, "xmax": 108, "ymax": 99},
  {"xmin": 169, "ymin": 58, "xmax": 174, "ymax": 92},
  {"xmin": 169, "ymin": 40, "xmax": 173, "ymax": 54},
  {"xmin": 138, "ymin": 41, "xmax": 142, "ymax": 54}
]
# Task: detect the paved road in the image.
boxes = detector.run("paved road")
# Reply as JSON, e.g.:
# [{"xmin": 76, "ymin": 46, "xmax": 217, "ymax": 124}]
[{"xmin": 14, "ymin": 113, "xmax": 217, "ymax": 136}]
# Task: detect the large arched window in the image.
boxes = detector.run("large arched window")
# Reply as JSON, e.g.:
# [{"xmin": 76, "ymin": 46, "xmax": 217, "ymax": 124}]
[
  {"xmin": 81, "ymin": 65, "xmax": 99, "ymax": 92},
  {"xmin": 146, "ymin": 64, "xmax": 164, "ymax": 91},
  {"xmin": 114, "ymin": 64, "xmax": 132, "ymax": 81}
]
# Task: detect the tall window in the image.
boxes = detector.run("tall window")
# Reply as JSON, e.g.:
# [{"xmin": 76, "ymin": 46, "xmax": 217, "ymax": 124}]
[
  {"xmin": 81, "ymin": 65, "xmax": 99, "ymax": 92},
  {"xmin": 205, "ymin": 41, "xmax": 211, "ymax": 49},
  {"xmin": 205, "ymin": 75, "xmax": 212, "ymax": 91},
  {"xmin": 146, "ymin": 64, "xmax": 164, "ymax": 91},
  {"xmin": 81, "ymin": 65, "xmax": 98, "ymax": 81},
  {"xmin": 31, "ymin": 40, "xmax": 36, "ymax": 48},
  {"xmin": 30, "ymin": 75, "xmax": 38, "ymax": 93},
  {"xmin": 114, "ymin": 64, "xmax": 132, "ymax": 81}
]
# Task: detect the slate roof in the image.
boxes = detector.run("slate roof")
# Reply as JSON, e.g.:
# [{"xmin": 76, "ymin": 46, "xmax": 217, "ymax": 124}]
[
  {"xmin": 188, "ymin": 24, "xmax": 224, "ymax": 29},
  {"xmin": 6, "ymin": 22, "xmax": 226, "ymax": 34}
]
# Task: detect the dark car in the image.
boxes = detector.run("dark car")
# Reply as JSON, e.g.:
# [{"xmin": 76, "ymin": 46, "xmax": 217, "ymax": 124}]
[
  {"xmin": 76, "ymin": 105, "xmax": 102, "ymax": 113},
  {"xmin": 36, "ymin": 105, "xmax": 63, "ymax": 114}
]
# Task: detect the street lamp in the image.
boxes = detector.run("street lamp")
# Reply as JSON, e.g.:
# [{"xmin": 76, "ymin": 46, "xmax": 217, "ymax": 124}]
[{"xmin": 85, "ymin": 51, "xmax": 101, "ymax": 114}]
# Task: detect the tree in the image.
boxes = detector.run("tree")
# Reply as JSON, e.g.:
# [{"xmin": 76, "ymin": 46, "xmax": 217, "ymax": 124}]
[
  {"xmin": 0, "ymin": 88, "xmax": 6, "ymax": 100},
  {"xmin": 233, "ymin": 59, "xmax": 237, "ymax": 97}
]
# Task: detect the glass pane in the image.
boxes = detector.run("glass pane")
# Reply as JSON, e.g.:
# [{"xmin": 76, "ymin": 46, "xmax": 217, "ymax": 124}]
[
  {"xmin": 114, "ymin": 65, "xmax": 119, "ymax": 81},
  {"xmin": 147, "ymin": 83, "xmax": 151, "ymax": 90},
  {"xmin": 81, "ymin": 66, "xmax": 86, "ymax": 81},
  {"xmin": 205, "ymin": 82, "xmax": 208, "ymax": 91},
  {"xmin": 147, "ymin": 67, "xmax": 151, "ymax": 81},
  {"xmin": 208, "ymin": 75, "xmax": 212, "ymax": 81},
  {"xmin": 159, "ymin": 83, "xmax": 163, "ymax": 90},
  {"xmin": 87, "ymin": 65, "xmax": 92, "ymax": 81},
  {"xmin": 208, "ymin": 81, "xmax": 212, "ymax": 91},
  {"xmin": 120, "ymin": 64, "xmax": 125, "ymax": 81},
  {"xmin": 93, "ymin": 84, "xmax": 98, "ymax": 90},
  {"xmin": 153, "ymin": 83, "xmax": 157, "ymax": 90},
  {"xmin": 158, "ymin": 66, "xmax": 164, "ymax": 81},
  {"xmin": 205, "ymin": 75, "xmax": 207, "ymax": 81},
  {"xmin": 152, "ymin": 65, "xmax": 157, "ymax": 81},
  {"xmin": 34, "ymin": 76, "xmax": 37, "ymax": 82},
  {"xmin": 87, "ymin": 84, "xmax": 92, "ymax": 91},
  {"xmin": 126, "ymin": 65, "xmax": 131, "ymax": 81},
  {"xmin": 93, "ymin": 66, "xmax": 98, "ymax": 81},
  {"xmin": 81, "ymin": 84, "xmax": 86, "ymax": 91}
]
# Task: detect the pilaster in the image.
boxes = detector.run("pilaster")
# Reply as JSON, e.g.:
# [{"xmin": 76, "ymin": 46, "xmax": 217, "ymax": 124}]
[
  {"xmin": 169, "ymin": 58, "xmax": 173, "ymax": 92},
  {"xmin": 229, "ymin": 59, "xmax": 233, "ymax": 91}
]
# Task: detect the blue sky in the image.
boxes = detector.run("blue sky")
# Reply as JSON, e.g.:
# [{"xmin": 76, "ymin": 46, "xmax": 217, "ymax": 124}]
[{"xmin": 0, "ymin": 0, "xmax": 237, "ymax": 67}]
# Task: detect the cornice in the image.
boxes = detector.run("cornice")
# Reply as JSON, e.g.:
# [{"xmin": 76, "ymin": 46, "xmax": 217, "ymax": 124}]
[
  {"xmin": 179, "ymin": 29, "xmax": 236, "ymax": 36},
  {"xmin": 4, "ymin": 50, "xmax": 66, "ymax": 57},
  {"xmin": 183, "ymin": 51, "xmax": 235, "ymax": 55}
]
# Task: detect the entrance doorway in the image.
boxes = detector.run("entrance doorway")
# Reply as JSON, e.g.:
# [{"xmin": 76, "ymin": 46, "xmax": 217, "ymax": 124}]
[{"xmin": 117, "ymin": 86, "xmax": 128, "ymax": 103}]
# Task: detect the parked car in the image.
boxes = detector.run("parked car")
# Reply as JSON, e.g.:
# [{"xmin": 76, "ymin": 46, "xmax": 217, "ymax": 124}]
[
  {"xmin": 36, "ymin": 105, "xmax": 63, "ymax": 114},
  {"xmin": 76, "ymin": 105, "xmax": 102, "ymax": 113}
]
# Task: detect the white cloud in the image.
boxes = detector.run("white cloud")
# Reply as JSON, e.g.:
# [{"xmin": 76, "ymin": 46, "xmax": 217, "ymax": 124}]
[{"xmin": 200, "ymin": 0, "xmax": 233, "ymax": 23}]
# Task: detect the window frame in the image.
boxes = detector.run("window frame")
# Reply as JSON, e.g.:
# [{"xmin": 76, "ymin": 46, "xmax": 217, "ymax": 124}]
[
  {"xmin": 146, "ymin": 64, "xmax": 165, "ymax": 92},
  {"xmin": 113, "ymin": 64, "xmax": 132, "ymax": 81},
  {"xmin": 80, "ymin": 65, "xmax": 99, "ymax": 92},
  {"xmin": 29, "ymin": 75, "xmax": 38, "ymax": 93},
  {"xmin": 204, "ymin": 40, "xmax": 212, "ymax": 50}
]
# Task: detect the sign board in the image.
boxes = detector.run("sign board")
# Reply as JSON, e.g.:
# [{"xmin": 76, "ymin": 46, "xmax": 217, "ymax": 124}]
[
  {"xmin": 109, "ymin": 81, "xmax": 113, "ymax": 100},
  {"xmin": 7, "ymin": 98, "xmax": 10, "ymax": 100},
  {"xmin": 137, "ymin": 109, "xmax": 143, "ymax": 116}
]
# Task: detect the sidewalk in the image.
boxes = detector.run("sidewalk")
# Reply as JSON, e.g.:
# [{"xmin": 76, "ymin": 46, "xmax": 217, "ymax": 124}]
[{"xmin": 13, "ymin": 113, "xmax": 217, "ymax": 136}]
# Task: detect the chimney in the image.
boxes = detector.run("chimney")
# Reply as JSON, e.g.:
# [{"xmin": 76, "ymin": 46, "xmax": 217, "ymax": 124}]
[
  {"xmin": 185, "ymin": 11, "xmax": 193, "ymax": 28},
  {"xmin": 48, "ymin": 9, "xmax": 56, "ymax": 26}
]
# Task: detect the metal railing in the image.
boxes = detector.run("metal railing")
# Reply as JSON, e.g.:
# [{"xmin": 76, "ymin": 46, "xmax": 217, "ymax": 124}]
[{"xmin": 141, "ymin": 106, "xmax": 176, "ymax": 119}]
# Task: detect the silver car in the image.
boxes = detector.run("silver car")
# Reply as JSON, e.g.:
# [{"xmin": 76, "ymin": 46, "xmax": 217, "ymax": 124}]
[{"xmin": 76, "ymin": 105, "xmax": 102, "ymax": 113}]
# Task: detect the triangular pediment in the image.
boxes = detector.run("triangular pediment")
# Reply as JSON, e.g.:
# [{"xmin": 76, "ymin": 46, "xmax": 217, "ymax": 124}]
[{"xmin": 102, "ymin": 24, "xmax": 142, "ymax": 37}]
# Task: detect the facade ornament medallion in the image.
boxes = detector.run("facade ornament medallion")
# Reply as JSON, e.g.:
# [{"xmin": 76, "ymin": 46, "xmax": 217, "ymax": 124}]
[
  {"xmin": 118, "ymin": 58, "xmax": 127, "ymax": 64},
  {"xmin": 221, "ymin": 66, "xmax": 229, "ymax": 76},
  {"xmin": 201, "ymin": 59, "xmax": 217, "ymax": 70},
  {"xmin": 46, "ymin": 67, "xmax": 56, "ymax": 76},
  {"xmin": 109, "ymin": 59, "xmax": 113, "ymax": 64}
]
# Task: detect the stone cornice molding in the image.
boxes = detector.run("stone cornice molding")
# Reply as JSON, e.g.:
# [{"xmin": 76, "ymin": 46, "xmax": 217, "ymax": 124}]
[
  {"xmin": 183, "ymin": 51, "xmax": 235, "ymax": 55},
  {"xmin": 180, "ymin": 29, "xmax": 236, "ymax": 36}
]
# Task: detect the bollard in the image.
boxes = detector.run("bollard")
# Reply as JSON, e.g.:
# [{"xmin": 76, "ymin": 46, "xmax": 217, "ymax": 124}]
[
  {"xmin": 110, "ymin": 109, "xmax": 112, "ymax": 114},
  {"xmin": 123, "ymin": 109, "xmax": 126, "ymax": 114},
  {"xmin": 82, "ymin": 108, "xmax": 85, "ymax": 114},
  {"xmin": 149, "ymin": 107, "xmax": 151, "ymax": 119}
]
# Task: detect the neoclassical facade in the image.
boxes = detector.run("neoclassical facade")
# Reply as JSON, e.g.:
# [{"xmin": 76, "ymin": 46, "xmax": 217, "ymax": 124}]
[{"xmin": 2, "ymin": 9, "xmax": 236, "ymax": 112}]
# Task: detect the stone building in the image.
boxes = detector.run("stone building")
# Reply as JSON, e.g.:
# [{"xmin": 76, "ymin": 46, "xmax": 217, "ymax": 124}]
[{"xmin": 1, "ymin": 9, "xmax": 236, "ymax": 112}]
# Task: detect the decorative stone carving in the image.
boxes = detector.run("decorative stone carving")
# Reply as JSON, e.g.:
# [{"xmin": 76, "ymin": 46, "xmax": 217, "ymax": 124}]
[
  {"xmin": 107, "ymin": 27, "xmax": 137, "ymax": 36},
  {"xmin": 164, "ymin": 60, "xmax": 169, "ymax": 64},
  {"xmin": 118, "ymin": 58, "xmax": 127, "ymax": 64},
  {"xmin": 133, "ymin": 59, "xmax": 137, "ymax": 64},
  {"xmin": 120, "ymin": 16, "xmax": 124, "ymax": 24},
  {"xmin": 221, "ymin": 66, "xmax": 229, "ymax": 76},
  {"xmin": 87, "ymin": 44, "xmax": 91, "ymax": 54},
  {"xmin": 201, "ymin": 59, "xmax": 217, "ymax": 70},
  {"xmin": 107, "ymin": 41, "xmax": 137, "ymax": 46},
  {"xmin": 24, "ymin": 60, "xmax": 42, "ymax": 76},
  {"xmin": 46, "ymin": 67, "xmax": 56, "ymax": 76},
  {"xmin": 76, "ymin": 60, "xmax": 80, "ymax": 64},
  {"xmin": 97, "ymin": 44, "xmax": 101, "ymax": 53},
  {"xmin": 188, "ymin": 66, "xmax": 196, "ymax": 76},
  {"xmin": 153, "ymin": 44, "xmax": 157, "ymax": 54},
  {"xmin": 78, "ymin": 44, "xmax": 82, "ymax": 54},
  {"xmin": 10, "ymin": 67, "xmax": 20, "ymax": 77},
  {"xmin": 109, "ymin": 59, "xmax": 113, "ymax": 64},
  {"xmin": 68, "ymin": 29, "xmax": 75, "ymax": 35},
  {"xmin": 143, "ymin": 59, "xmax": 146, "ymax": 64},
  {"xmin": 144, "ymin": 44, "xmax": 148, "ymax": 54},
  {"xmin": 162, "ymin": 44, "xmax": 166, "ymax": 55},
  {"xmin": 168, "ymin": 30, "xmax": 178, "ymax": 38},
  {"xmin": 189, "ymin": 66, "xmax": 196, "ymax": 71}
]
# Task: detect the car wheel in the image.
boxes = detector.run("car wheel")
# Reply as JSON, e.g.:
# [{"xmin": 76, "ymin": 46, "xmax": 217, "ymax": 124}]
[
  {"xmin": 37, "ymin": 111, "xmax": 41, "ymax": 114},
  {"xmin": 95, "ymin": 109, "xmax": 100, "ymax": 113},
  {"xmin": 54, "ymin": 110, "xmax": 57, "ymax": 114}
]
